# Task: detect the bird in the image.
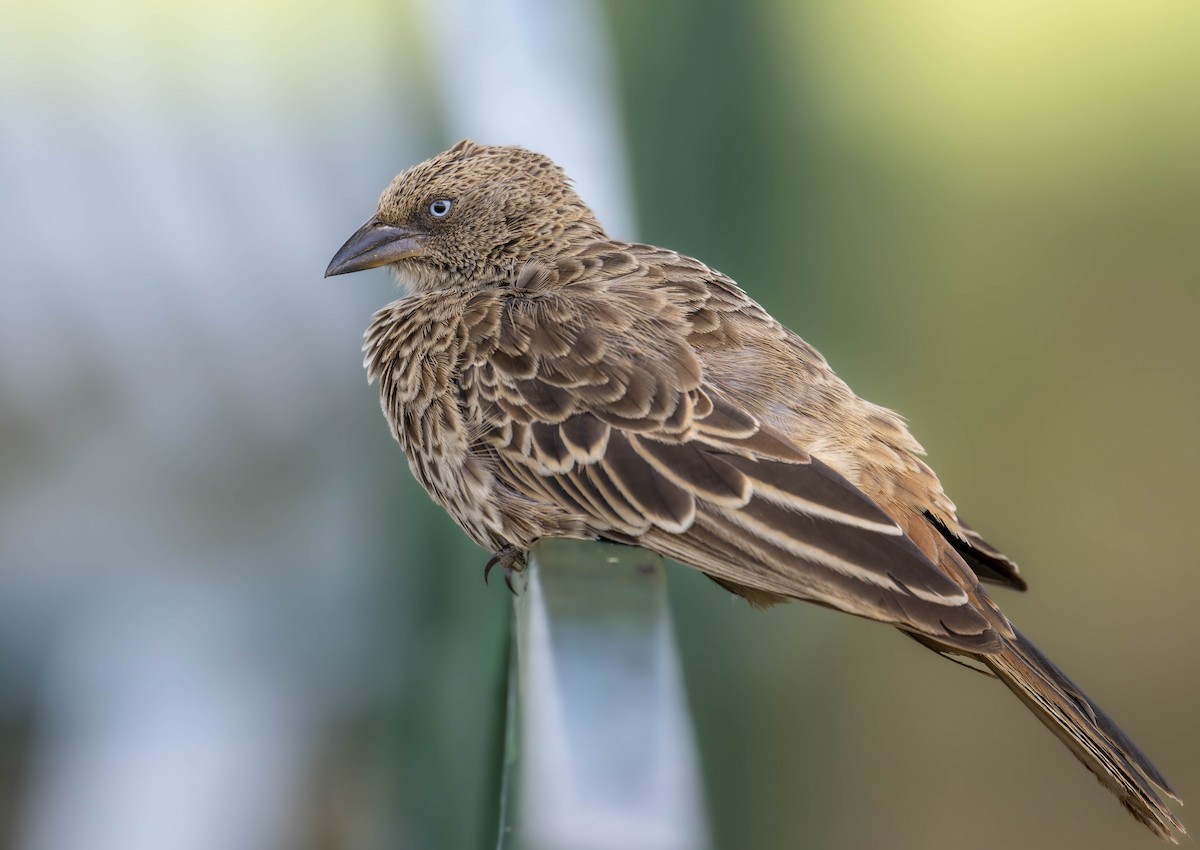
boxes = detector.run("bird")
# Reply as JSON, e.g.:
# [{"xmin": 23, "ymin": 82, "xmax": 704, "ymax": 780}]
[{"xmin": 326, "ymin": 140, "xmax": 1183, "ymax": 839}]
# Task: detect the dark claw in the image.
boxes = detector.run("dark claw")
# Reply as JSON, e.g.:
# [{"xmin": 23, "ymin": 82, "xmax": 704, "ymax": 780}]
[
  {"xmin": 484, "ymin": 544, "xmax": 522, "ymax": 595},
  {"xmin": 483, "ymin": 552, "xmax": 503, "ymax": 585}
]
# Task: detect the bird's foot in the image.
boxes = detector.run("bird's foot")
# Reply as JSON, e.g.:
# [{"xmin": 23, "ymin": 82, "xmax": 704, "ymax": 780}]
[{"xmin": 484, "ymin": 544, "xmax": 525, "ymax": 594}]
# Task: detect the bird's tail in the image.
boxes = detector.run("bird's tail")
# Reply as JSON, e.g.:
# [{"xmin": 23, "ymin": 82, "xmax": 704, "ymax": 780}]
[{"xmin": 984, "ymin": 627, "xmax": 1184, "ymax": 840}]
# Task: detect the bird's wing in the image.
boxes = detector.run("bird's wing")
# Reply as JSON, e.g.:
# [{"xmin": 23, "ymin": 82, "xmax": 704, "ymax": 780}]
[
  {"xmin": 925, "ymin": 512, "xmax": 1027, "ymax": 591},
  {"xmin": 459, "ymin": 245, "xmax": 998, "ymax": 651}
]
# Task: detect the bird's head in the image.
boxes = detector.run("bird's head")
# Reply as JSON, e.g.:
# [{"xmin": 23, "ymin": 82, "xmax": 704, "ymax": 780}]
[{"xmin": 325, "ymin": 140, "xmax": 604, "ymax": 291}]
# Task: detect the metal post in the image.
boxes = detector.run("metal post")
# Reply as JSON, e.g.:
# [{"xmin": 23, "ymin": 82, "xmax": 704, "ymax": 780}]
[{"xmin": 499, "ymin": 538, "xmax": 712, "ymax": 850}]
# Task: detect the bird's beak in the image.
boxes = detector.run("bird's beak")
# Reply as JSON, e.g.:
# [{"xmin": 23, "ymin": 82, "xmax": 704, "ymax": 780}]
[{"xmin": 325, "ymin": 217, "xmax": 426, "ymax": 277}]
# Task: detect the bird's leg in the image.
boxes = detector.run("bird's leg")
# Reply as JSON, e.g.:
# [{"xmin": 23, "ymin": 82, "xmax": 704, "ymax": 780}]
[{"xmin": 483, "ymin": 544, "xmax": 524, "ymax": 594}]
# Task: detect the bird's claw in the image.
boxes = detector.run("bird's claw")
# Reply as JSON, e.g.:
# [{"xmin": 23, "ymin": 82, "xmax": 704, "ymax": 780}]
[{"xmin": 484, "ymin": 545, "xmax": 523, "ymax": 594}]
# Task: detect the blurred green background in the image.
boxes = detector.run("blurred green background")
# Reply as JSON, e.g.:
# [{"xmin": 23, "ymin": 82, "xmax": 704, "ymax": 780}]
[{"xmin": 1, "ymin": 1, "xmax": 1196, "ymax": 849}]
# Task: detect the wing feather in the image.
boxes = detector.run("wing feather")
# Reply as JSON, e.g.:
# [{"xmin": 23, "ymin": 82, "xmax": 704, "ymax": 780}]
[
  {"xmin": 628, "ymin": 435, "xmax": 751, "ymax": 508},
  {"xmin": 583, "ymin": 462, "xmax": 652, "ymax": 532},
  {"xmin": 461, "ymin": 247, "xmax": 997, "ymax": 649},
  {"xmin": 601, "ymin": 433, "xmax": 696, "ymax": 533},
  {"xmin": 559, "ymin": 413, "xmax": 609, "ymax": 463},
  {"xmin": 721, "ymin": 453, "xmax": 904, "ymax": 535}
]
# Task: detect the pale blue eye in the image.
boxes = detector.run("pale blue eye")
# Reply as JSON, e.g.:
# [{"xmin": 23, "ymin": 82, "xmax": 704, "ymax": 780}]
[{"xmin": 429, "ymin": 199, "xmax": 452, "ymax": 218}]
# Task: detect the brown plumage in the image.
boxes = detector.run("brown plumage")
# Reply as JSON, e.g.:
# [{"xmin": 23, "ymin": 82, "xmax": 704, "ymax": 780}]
[{"xmin": 326, "ymin": 140, "xmax": 1183, "ymax": 839}]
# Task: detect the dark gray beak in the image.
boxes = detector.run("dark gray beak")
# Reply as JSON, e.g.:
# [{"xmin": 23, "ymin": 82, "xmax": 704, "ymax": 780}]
[{"xmin": 325, "ymin": 217, "xmax": 426, "ymax": 277}]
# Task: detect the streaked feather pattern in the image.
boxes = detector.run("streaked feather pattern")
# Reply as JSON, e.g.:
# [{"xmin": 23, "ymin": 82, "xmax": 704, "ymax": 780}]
[{"xmin": 347, "ymin": 142, "xmax": 1182, "ymax": 840}]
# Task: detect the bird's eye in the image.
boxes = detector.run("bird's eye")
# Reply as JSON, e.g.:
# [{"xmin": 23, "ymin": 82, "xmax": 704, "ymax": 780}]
[{"xmin": 428, "ymin": 199, "xmax": 453, "ymax": 218}]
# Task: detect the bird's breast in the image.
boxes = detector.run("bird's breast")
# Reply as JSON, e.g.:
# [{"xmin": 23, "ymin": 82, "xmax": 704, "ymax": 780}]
[{"xmin": 365, "ymin": 298, "xmax": 505, "ymax": 550}]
